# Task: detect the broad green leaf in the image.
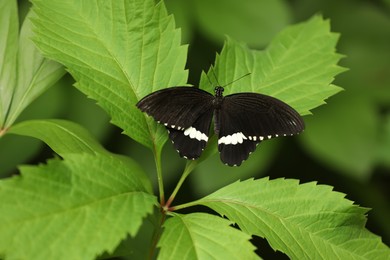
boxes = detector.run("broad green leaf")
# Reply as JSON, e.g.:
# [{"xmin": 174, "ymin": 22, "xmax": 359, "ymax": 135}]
[
  {"xmin": 158, "ymin": 213, "xmax": 259, "ymax": 260},
  {"xmin": 0, "ymin": 0, "xmax": 18, "ymax": 127},
  {"xmin": 197, "ymin": 178, "xmax": 390, "ymax": 259},
  {"xmin": 194, "ymin": 0, "xmax": 291, "ymax": 47},
  {"xmin": 200, "ymin": 16, "xmax": 345, "ymax": 116},
  {"xmin": 8, "ymin": 119, "xmax": 108, "ymax": 156},
  {"xmin": 31, "ymin": 0, "xmax": 188, "ymax": 151},
  {"xmin": 3, "ymin": 10, "xmax": 65, "ymax": 128},
  {"xmin": 0, "ymin": 153, "xmax": 157, "ymax": 260},
  {"xmin": 7, "ymin": 119, "xmax": 154, "ymax": 193}
]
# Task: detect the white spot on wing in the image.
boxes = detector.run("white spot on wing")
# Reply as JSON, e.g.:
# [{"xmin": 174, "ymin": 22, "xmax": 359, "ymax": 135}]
[
  {"xmin": 183, "ymin": 127, "xmax": 208, "ymax": 141},
  {"xmin": 218, "ymin": 132, "xmax": 247, "ymax": 145}
]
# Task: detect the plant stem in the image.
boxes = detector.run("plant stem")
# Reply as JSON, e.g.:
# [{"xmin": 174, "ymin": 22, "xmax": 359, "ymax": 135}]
[
  {"xmin": 166, "ymin": 161, "xmax": 198, "ymax": 208},
  {"xmin": 148, "ymin": 209, "xmax": 166, "ymax": 260},
  {"xmin": 171, "ymin": 199, "xmax": 201, "ymax": 211},
  {"xmin": 153, "ymin": 146, "xmax": 165, "ymax": 205}
]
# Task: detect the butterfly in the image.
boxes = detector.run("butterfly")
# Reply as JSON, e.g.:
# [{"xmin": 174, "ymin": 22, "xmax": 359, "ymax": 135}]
[{"xmin": 136, "ymin": 84, "xmax": 304, "ymax": 166}]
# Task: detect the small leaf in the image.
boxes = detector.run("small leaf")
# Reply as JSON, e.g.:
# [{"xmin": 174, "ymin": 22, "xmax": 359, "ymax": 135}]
[
  {"xmin": 8, "ymin": 119, "xmax": 108, "ymax": 156},
  {"xmin": 4, "ymin": 11, "xmax": 65, "ymax": 128},
  {"xmin": 0, "ymin": 0, "xmax": 18, "ymax": 126},
  {"xmin": 31, "ymin": 0, "xmax": 188, "ymax": 151},
  {"xmin": 200, "ymin": 15, "xmax": 345, "ymax": 116},
  {"xmin": 158, "ymin": 213, "xmax": 259, "ymax": 260},
  {"xmin": 0, "ymin": 153, "xmax": 157, "ymax": 260},
  {"xmin": 197, "ymin": 178, "xmax": 390, "ymax": 259}
]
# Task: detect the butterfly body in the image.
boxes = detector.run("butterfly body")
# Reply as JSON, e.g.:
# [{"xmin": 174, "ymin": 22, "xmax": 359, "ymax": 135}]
[{"xmin": 137, "ymin": 86, "xmax": 304, "ymax": 166}]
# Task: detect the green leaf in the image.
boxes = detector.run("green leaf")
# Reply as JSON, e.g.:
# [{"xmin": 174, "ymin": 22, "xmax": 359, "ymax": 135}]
[
  {"xmin": 31, "ymin": 0, "xmax": 188, "ymax": 152},
  {"xmin": 158, "ymin": 213, "xmax": 259, "ymax": 260},
  {"xmin": 8, "ymin": 119, "xmax": 108, "ymax": 156},
  {"xmin": 0, "ymin": 153, "xmax": 157, "ymax": 260},
  {"xmin": 4, "ymin": 10, "xmax": 65, "ymax": 128},
  {"xmin": 200, "ymin": 15, "xmax": 345, "ymax": 116},
  {"xmin": 0, "ymin": 0, "xmax": 18, "ymax": 127},
  {"xmin": 197, "ymin": 178, "xmax": 390, "ymax": 259},
  {"xmin": 194, "ymin": 0, "xmax": 291, "ymax": 47},
  {"xmin": 0, "ymin": 6, "xmax": 65, "ymax": 130},
  {"xmin": 7, "ymin": 119, "xmax": 154, "ymax": 193}
]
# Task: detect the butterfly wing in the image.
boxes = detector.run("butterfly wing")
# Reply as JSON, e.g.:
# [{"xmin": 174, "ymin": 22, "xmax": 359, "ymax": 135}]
[
  {"xmin": 216, "ymin": 93, "xmax": 304, "ymax": 166},
  {"xmin": 137, "ymin": 87, "xmax": 214, "ymax": 159},
  {"xmin": 168, "ymin": 107, "xmax": 214, "ymax": 159},
  {"xmin": 136, "ymin": 87, "xmax": 214, "ymax": 130}
]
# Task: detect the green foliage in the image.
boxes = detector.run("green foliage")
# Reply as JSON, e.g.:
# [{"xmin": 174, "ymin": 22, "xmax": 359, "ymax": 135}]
[
  {"xmin": 298, "ymin": 1, "xmax": 390, "ymax": 179},
  {"xmin": 0, "ymin": 0, "xmax": 389, "ymax": 259},
  {"xmin": 31, "ymin": 0, "xmax": 188, "ymax": 152},
  {"xmin": 197, "ymin": 178, "xmax": 389, "ymax": 259},
  {"xmin": 200, "ymin": 16, "xmax": 345, "ymax": 116},
  {"xmin": 158, "ymin": 213, "xmax": 259, "ymax": 260},
  {"xmin": 0, "ymin": 5, "xmax": 64, "ymax": 129},
  {"xmin": 9, "ymin": 119, "xmax": 108, "ymax": 156},
  {"xmin": 0, "ymin": 153, "xmax": 156, "ymax": 260}
]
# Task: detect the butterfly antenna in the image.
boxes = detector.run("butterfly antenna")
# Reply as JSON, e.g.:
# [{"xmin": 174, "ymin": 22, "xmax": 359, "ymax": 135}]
[
  {"xmin": 210, "ymin": 66, "xmax": 222, "ymax": 86},
  {"xmin": 205, "ymin": 72, "xmax": 214, "ymax": 87},
  {"xmin": 222, "ymin": 73, "xmax": 251, "ymax": 88}
]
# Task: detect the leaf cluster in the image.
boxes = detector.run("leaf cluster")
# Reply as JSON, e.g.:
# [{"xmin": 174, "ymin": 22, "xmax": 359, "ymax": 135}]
[{"xmin": 0, "ymin": 0, "xmax": 388, "ymax": 259}]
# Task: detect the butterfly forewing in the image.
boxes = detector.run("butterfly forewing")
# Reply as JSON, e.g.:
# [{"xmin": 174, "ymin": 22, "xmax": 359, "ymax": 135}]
[
  {"xmin": 216, "ymin": 93, "xmax": 304, "ymax": 166},
  {"xmin": 136, "ymin": 87, "xmax": 214, "ymax": 130}
]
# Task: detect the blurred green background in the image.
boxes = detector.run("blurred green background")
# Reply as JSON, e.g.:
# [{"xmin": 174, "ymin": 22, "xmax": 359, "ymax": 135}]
[{"xmin": 1, "ymin": 0, "xmax": 389, "ymax": 258}]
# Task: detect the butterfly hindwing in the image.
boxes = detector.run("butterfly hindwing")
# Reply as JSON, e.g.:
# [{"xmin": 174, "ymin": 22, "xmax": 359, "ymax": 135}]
[
  {"xmin": 168, "ymin": 107, "xmax": 214, "ymax": 160},
  {"xmin": 137, "ymin": 87, "xmax": 215, "ymax": 160},
  {"xmin": 216, "ymin": 93, "xmax": 304, "ymax": 166},
  {"xmin": 136, "ymin": 87, "xmax": 214, "ymax": 130}
]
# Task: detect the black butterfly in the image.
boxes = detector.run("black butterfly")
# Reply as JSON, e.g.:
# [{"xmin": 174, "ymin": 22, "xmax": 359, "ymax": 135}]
[{"xmin": 136, "ymin": 85, "xmax": 304, "ymax": 166}]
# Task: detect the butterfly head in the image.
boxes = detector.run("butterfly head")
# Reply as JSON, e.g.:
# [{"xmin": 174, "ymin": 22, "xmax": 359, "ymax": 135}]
[{"xmin": 214, "ymin": 86, "xmax": 224, "ymax": 97}]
